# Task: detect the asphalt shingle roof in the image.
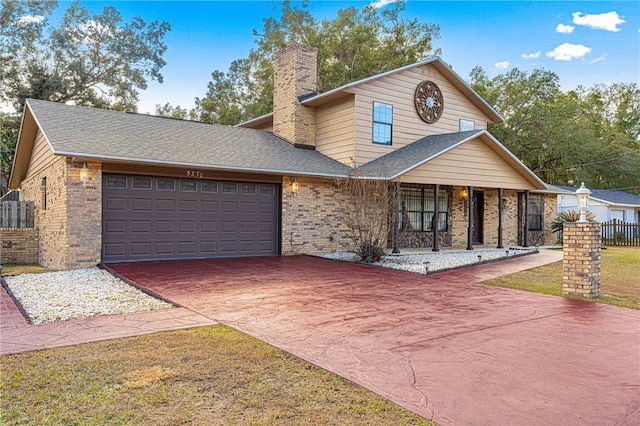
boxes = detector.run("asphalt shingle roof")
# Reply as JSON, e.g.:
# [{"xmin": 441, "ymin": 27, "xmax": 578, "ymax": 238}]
[
  {"xmin": 357, "ymin": 130, "xmax": 484, "ymax": 178},
  {"xmin": 555, "ymin": 185, "xmax": 640, "ymax": 206},
  {"xmin": 26, "ymin": 99, "xmax": 352, "ymax": 178}
]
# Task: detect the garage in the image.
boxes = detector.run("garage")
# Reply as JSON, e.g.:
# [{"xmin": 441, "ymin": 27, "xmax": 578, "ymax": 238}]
[{"xmin": 102, "ymin": 174, "xmax": 279, "ymax": 262}]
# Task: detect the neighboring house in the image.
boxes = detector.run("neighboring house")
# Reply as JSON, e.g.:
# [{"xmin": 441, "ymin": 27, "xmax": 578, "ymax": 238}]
[
  {"xmin": 9, "ymin": 42, "xmax": 556, "ymax": 270},
  {"xmin": 556, "ymin": 185, "xmax": 640, "ymax": 224}
]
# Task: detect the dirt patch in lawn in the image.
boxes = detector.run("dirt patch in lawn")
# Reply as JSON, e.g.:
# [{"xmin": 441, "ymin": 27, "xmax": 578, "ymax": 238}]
[
  {"xmin": 482, "ymin": 246, "xmax": 640, "ymax": 309},
  {"xmin": 1, "ymin": 325, "xmax": 432, "ymax": 425}
]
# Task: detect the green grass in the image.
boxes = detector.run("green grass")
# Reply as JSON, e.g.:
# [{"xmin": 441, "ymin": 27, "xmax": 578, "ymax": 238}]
[
  {"xmin": 483, "ymin": 246, "xmax": 640, "ymax": 309},
  {"xmin": 1, "ymin": 325, "xmax": 433, "ymax": 425},
  {"xmin": 1, "ymin": 264, "xmax": 53, "ymax": 276}
]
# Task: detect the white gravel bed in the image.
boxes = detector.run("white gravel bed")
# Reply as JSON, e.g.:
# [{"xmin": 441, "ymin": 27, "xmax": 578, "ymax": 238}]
[
  {"xmin": 4, "ymin": 267, "xmax": 172, "ymax": 324},
  {"xmin": 320, "ymin": 248, "xmax": 534, "ymax": 274}
]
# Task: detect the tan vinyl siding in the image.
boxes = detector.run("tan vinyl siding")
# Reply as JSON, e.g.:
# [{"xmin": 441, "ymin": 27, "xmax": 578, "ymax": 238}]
[
  {"xmin": 398, "ymin": 138, "xmax": 538, "ymax": 190},
  {"xmin": 352, "ymin": 65, "xmax": 492, "ymax": 165},
  {"xmin": 315, "ymin": 96, "xmax": 355, "ymax": 165},
  {"xmin": 25, "ymin": 129, "xmax": 54, "ymax": 179}
]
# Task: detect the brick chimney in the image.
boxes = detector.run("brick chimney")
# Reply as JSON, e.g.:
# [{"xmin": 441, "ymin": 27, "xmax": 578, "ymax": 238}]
[{"xmin": 273, "ymin": 42, "xmax": 317, "ymax": 148}]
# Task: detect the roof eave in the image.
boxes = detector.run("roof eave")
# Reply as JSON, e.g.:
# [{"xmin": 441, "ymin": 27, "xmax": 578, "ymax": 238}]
[{"xmin": 52, "ymin": 151, "xmax": 352, "ymax": 179}]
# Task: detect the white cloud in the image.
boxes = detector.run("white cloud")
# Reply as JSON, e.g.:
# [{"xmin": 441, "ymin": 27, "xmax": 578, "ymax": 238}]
[
  {"xmin": 494, "ymin": 61, "xmax": 510, "ymax": 70},
  {"xmin": 572, "ymin": 11, "xmax": 625, "ymax": 32},
  {"xmin": 556, "ymin": 23, "xmax": 575, "ymax": 34},
  {"xmin": 16, "ymin": 15, "xmax": 44, "ymax": 25},
  {"xmin": 522, "ymin": 51, "xmax": 541, "ymax": 60},
  {"xmin": 546, "ymin": 43, "xmax": 592, "ymax": 61},
  {"xmin": 370, "ymin": 0, "xmax": 396, "ymax": 9},
  {"xmin": 588, "ymin": 54, "xmax": 607, "ymax": 64}
]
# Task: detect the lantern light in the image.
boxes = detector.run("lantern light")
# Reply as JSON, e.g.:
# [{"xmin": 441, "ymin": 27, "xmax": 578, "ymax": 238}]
[
  {"xmin": 575, "ymin": 182, "xmax": 591, "ymax": 223},
  {"xmin": 291, "ymin": 178, "xmax": 299, "ymax": 196},
  {"xmin": 79, "ymin": 163, "xmax": 90, "ymax": 187}
]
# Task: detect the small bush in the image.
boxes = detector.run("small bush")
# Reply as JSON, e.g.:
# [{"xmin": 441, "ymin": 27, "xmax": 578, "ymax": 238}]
[{"xmin": 360, "ymin": 242, "xmax": 385, "ymax": 263}]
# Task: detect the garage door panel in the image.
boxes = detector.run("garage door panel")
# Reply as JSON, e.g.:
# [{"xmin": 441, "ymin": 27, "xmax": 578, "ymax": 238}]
[
  {"xmin": 131, "ymin": 221, "xmax": 151, "ymax": 233},
  {"xmin": 104, "ymin": 243, "xmax": 126, "ymax": 257},
  {"xmin": 105, "ymin": 198, "xmax": 127, "ymax": 211},
  {"xmin": 131, "ymin": 198, "xmax": 152, "ymax": 211},
  {"xmin": 130, "ymin": 242, "xmax": 151, "ymax": 256},
  {"xmin": 200, "ymin": 221, "xmax": 217, "ymax": 233},
  {"xmin": 103, "ymin": 175, "xmax": 278, "ymax": 261},
  {"xmin": 201, "ymin": 201, "xmax": 218, "ymax": 212},
  {"xmin": 155, "ymin": 242, "xmax": 174, "ymax": 255},
  {"xmin": 156, "ymin": 221, "xmax": 174, "ymax": 233},
  {"xmin": 179, "ymin": 200, "xmax": 197, "ymax": 212},
  {"xmin": 156, "ymin": 199, "xmax": 175, "ymax": 212},
  {"xmin": 178, "ymin": 221, "xmax": 197, "ymax": 233},
  {"xmin": 105, "ymin": 220, "xmax": 126, "ymax": 234},
  {"xmin": 220, "ymin": 241, "xmax": 237, "ymax": 252},
  {"xmin": 200, "ymin": 241, "xmax": 217, "ymax": 253}
]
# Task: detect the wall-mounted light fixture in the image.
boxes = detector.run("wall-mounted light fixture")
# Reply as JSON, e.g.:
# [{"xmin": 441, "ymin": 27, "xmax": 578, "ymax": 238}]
[
  {"xmin": 576, "ymin": 182, "xmax": 591, "ymax": 222},
  {"xmin": 461, "ymin": 188, "xmax": 469, "ymax": 217},
  {"xmin": 291, "ymin": 178, "xmax": 299, "ymax": 196},
  {"xmin": 79, "ymin": 163, "xmax": 90, "ymax": 187}
]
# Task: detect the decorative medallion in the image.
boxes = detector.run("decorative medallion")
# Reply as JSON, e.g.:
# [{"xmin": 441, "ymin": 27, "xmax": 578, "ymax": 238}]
[{"xmin": 414, "ymin": 80, "xmax": 444, "ymax": 124}]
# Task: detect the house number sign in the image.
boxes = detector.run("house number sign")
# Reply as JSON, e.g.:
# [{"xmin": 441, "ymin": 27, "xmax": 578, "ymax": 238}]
[{"xmin": 186, "ymin": 170, "xmax": 204, "ymax": 178}]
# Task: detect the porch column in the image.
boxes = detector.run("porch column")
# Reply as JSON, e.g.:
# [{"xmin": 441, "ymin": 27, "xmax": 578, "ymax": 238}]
[
  {"xmin": 523, "ymin": 190, "xmax": 529, "ymax": 247},
  {"xmin": 467, "ymin": 186, "xmax": 474, "ymax": 250},
  {"xmin": 497, "ymin": 188, "xmax": 504, "ymax": 249},
  {"xmin": 392, "ymin": 182, "xmax": 400, "ymax": 253},
  {"xmin": 433, "ymin": 184, "xmax": 440, "ymax": 252}
]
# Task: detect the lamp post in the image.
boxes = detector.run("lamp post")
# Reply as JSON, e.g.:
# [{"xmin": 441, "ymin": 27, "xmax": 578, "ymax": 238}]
[{"xmin": 576, "ymin": 182, "xmax": 591, "ymax": 223}]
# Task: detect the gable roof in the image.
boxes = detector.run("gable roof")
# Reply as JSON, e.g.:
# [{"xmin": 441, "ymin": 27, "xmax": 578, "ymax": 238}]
[
  {"xmin": 555, "ymin": 185, "xmax": 640, "ymax": 207},
  {"xmin": 10, "ymin": 99, "xmax": 353, "ymax": 188},
  {"xmin": 239, "ymin": 57, "xmax": 503, "ymax": 128},
  {"xmin": 357, "ymin": 130, "xmax": 546, "ymax": 190}
]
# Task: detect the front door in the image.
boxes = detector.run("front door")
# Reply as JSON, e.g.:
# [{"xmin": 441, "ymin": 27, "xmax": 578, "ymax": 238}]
[{"xmin": 472, "ymin": 191, "xmax": 484, "ymax": 244}]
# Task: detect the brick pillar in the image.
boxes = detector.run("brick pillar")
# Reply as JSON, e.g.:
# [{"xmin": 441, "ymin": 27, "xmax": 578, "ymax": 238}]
[{"xmin": 563, "ymin": 222, "xmax": 601, "ymax": 298}]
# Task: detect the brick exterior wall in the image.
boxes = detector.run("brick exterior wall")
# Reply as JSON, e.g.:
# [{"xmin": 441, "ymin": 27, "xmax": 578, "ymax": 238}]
[
  {"xmin": 20, "ymin": 157, "xmax": 101, "ymax": 270},
  {"xmin": 273, "ymin": 42, "xmax": 317, "ymax": 147},
  {"xmin": 563, "ymin": 222, "xmax": 601, "ymax": 298},
  {"xmin": 518, "ymin": 192, "xmax": 558, "ymax": 246},
  {"xmin": 0, "ymin": 228, "xmax": 39, "ymax": 264},
  {"xmin": 281, "ymin": 176, "xmax": 350, "ymax": 254}
]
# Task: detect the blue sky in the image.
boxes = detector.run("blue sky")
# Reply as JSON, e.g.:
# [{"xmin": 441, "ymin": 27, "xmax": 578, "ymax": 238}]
[{"xmin": 47, "ymin": 1, "xmax": 640, "ymax": 113}]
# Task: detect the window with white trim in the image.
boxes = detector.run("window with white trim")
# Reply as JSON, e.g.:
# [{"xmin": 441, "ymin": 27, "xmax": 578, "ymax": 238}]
[
  {"xmin": 460, "ymin": 119, "xmax": 475, "ymax": 131},
  {"xmin": 372, "ymin": 102, "xmax": 393, "ymax": 145}
]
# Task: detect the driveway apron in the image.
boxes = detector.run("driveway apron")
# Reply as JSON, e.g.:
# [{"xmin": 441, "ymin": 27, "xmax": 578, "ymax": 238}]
[{"xmin": 107, "ymin": 252, "xmax": 640, "ymax": 426}]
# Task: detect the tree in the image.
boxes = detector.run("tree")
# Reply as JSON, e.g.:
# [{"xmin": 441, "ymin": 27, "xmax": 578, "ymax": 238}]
[
  {"xmin": 469, "ymin": 67, "xmax": 640, "ymax": 194},
  {"xmin": 336, "ymin": 166, "xmax": 399, "ymax": 262},
  {"xmin": 0, "ymin": 112, "xmax": 21, "ymax": 196},
  {"xmin": 0, "ymin": 0, "xmax": 171, "ymax": 193},
  {"xmin": 190, "ymin": 0, "xmax": 440, "ymax": 124},
  {"xmin": 1, "ymin": 0, "xmax": 170, "ymax": 111}
]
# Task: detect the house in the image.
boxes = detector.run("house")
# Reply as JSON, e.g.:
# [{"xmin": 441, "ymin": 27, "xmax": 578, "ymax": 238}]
[
  {"xmin": 556, "ymin": 185, "xmax": 640, "ymax": 224},
  {"xmin": 9, "ymin": 42, "xmax": 557, "ymax": 270}
]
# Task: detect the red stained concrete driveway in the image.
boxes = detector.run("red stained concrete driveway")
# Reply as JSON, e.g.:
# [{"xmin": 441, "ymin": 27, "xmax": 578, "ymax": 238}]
[{"xmin": 106, "ymin": 252, "xmax": 639, "ymax": 425}]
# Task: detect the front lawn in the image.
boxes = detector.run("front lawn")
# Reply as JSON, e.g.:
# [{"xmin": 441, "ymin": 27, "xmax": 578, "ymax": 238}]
[
  {"xmin": 1, "ymin": 325, "xmax": 432, "ymax": 425},
  {"xmin": 482, "ymin": 246, "xmax": 640, "ymax": 309}
]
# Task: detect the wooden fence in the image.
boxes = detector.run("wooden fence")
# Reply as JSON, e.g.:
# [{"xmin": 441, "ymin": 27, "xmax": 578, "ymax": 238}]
[
  {"xmin": 1, "ymin": 201, "xmax": 34, "ymax": 228},
  {"xmin": 601, "ymin": 219, "xmax": 640, "ymax": 247}
]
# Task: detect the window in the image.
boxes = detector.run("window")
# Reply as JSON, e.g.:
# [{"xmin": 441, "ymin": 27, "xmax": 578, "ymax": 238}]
[
  {"xmin": 202, "ymin": 181, "xmax": 218, "ymax": 193},
  {"xmin": 372, "ymin": 102, "xmax": 392, "ymax": 145},
  {"xmin": 156, "ymin": 178, "xmax": 175, "ymax": 191},
  {"xmin": 460, "ymin": 119, "xmax": 475, "ymax": 131},
  {"xmin": 106, "ymin": 175, "xmax": 127, "ymax": 189},
  {"xmin": 399, "ymin": 186, "xmax": 448, "ymax": 231},
  {"xmin": 41, "ymin": 177, "xmax": 47, "ymax": 210},
  {"xmin": 180, "ymin": 180, "xmax": 197, "ymax": 192},
  {"xmin": 527, "ymin": 194, "xmax": 543, "ymax": 231},
  {"xmin": 132, "ymin": 177, "xmax": 152, "ymax": 190}
]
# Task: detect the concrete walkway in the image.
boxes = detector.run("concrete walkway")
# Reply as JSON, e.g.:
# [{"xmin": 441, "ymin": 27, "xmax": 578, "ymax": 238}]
[{"xmin": 2, "ymin": 250, "xmax": 639, "ymax": 425}]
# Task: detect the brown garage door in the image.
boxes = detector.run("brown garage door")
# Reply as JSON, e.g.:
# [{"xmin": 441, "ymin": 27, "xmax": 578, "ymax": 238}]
[{"xmin": 102, "ymin": 174, "xmax": 279, "ymax": 262}]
